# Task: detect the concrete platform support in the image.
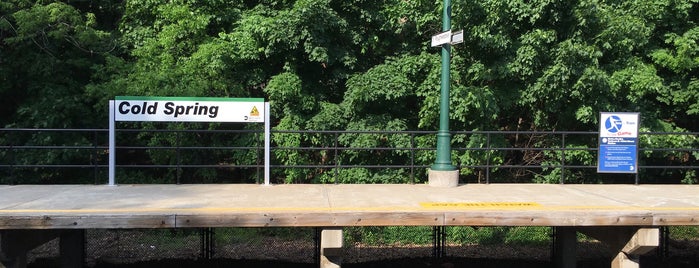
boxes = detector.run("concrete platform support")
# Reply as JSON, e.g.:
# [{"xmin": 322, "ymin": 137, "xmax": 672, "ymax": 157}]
[
  {"xmin": 60, "ymin": 230, "xmax": 85, "ymax": 268},
  {"xmin": 1, "ymin": 230, "xmax": 85, "ymax": 268},
  {"xmin": 1, "ymin": 230, "xmax": 60, "ymax": 268},
  {"xmin": 581, "ymin": 227, "xmax": 659, "ymax": 268},
  {"xmin": 554, "ymin": 227, "xmax": 660, "ymax": 268},
  {"xmin": 553, "ymin": 227, "xmax": 577, "ymax": 268},
  {"xmin": 612, "ymin": 252, "xmax": 640, "ymax": 268},
  {"xmin": 320, "ymin": 228, "xmax": 343, "ymax": 268}
]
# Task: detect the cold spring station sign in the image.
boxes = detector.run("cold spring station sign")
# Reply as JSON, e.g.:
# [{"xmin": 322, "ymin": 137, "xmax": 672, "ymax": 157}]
[
  {"xmin": 109, "ymin": 96, "xmax": 270, "ymax": 185},
  {"xmin": 598, "ymin": 112, "xmax": 639, "ymax": 173},
  {"xmin": 114, "ymin": 96, "xmax": 265, "ymax": 122}
]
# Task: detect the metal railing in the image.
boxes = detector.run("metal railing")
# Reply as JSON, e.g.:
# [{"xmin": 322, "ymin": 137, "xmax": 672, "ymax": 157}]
[{"xmin": 1, "ymin": 128, "xmax": 697, "ymax": 185}]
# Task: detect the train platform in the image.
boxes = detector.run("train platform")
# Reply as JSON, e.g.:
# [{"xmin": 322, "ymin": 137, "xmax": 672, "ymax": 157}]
[{"xmin": 1, "ymin": 183, "xmax": 698, "ymax": 268}]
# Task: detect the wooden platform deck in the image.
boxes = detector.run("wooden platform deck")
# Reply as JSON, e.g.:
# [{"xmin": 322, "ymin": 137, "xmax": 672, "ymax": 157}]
[{"xmin": 1, "ymin": 183, "xmax": 698, "ymax": 229}]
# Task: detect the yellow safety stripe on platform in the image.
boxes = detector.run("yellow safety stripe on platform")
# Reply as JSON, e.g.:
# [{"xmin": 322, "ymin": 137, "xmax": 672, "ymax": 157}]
[{"xmin": 420, "ymin": 202, "xmax": 541, "ymax": 208}]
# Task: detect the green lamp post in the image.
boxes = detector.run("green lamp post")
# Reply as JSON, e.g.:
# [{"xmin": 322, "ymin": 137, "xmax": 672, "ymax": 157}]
[{"xmin": 428, "ymin": 0, "xmax": 459, "ymax": 187}]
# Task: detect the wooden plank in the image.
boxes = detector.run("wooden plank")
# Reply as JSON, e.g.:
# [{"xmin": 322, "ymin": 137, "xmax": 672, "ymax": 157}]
[
  {"xmin": 653, "ymin": 213, "xmax": 699, "ymax": 225},
  {"xmin": 176, "ymin": 212, "xmax": 444, "ymax": 227},
  {"xmin": 329, "ymin": 212, "xmax": 444, "ymax": 226},
  {"xmin": 445, "ymin": 212, "xmax": 654, "ymax": 226},
  {"xmin": 176, "ymin": 213, "xmax": 335, "ymax": 228},
  {"xmin": 0, "ymin": 215, "xmax": 175, "ymax": 229},
  {"xmin": 0, "ymin": 184, "xmax": 698, "ymax": 229}
]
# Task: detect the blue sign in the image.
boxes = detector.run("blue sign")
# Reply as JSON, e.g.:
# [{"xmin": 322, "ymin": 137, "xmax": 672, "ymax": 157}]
[{"xmin": 598, "ymin": 112, "xmax": 639, "ymax": 173}]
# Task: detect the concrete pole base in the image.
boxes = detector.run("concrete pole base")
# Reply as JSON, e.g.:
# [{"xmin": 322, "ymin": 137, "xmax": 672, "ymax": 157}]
[{"xmin": 428, "ymin": 169, "xmax": 459, "ymax": 187}]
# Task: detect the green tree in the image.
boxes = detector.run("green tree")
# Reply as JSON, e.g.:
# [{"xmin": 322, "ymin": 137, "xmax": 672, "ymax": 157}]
[
  {"xmin": 1, "ymin": 0, "xmax": 114, "ymax": 128},
  {"xmin": 338, "ymin": 0, "xmax": 697, "ymax": 183},
  {"xmin": 85, "ymin": 0, "xmax": 431, "ymax": 183},
  {"xmin": 3, "ymin": 0, "xmax": 696, "ymax": 184},
  {"xmin": 1, "ymin": 1, "xmax": 118, "ymax": 184}
]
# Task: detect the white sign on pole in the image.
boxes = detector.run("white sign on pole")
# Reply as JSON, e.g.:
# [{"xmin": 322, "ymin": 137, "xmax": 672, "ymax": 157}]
[
  {"xmin": 431, "ymin": 30, "xmax": 452, "ymax": 47},
  {"xmin": 114, "ymin": 96, "xmax": 264, "ymax": 122},
  {"xmin": 109, "ymin": 96, "xmax": 271, "ymax": 186},
  {"xmin": 451, "ymin": 30, "xmax": 464, "ymax": 44}
]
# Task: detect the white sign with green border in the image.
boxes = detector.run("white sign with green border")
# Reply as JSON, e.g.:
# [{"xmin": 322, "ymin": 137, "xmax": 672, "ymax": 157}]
[
  {"xmin": 114, "ymin": 96, "xmax": 265, "ymax": 122},
  {"xmin": 109, "ymin": 96, "xmax": 270, "ymax": 186}
]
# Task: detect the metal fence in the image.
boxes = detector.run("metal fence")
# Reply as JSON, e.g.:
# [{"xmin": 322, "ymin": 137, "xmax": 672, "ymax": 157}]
[{"xmin": 1, "ymin": 128, "xmax": 697, "ymax": 185}]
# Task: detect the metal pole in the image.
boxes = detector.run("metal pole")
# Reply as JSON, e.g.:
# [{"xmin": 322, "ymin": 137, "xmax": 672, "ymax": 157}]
[
  {"xmin": 93, "ymin": 130, "xmax": 99, "ymax": 185},
  {"xmin": 176, "ymin": 131, "xmax": 181, "ymax": 184},
  {"xmin": 410, "ymin": 133, "xmax": 415, "ymax": 184},
  {"xmin": 486, "ymin": 132, "xmax": 491, "ymax": 184},
  {"xmin": 432, "ymin": 0, "xmax": 456, "ymax": 171},
  {"xmin": 561, "ymin": 133, "xmax": 566, "ymax": 184},
  {"xmin": 334, "ymin": 132, "xmax": 339, "ymax": 184},
  {"xmin": 264, "ymin": 102, "xmax": 271, "ymax": 185},
  {"xmin": 108, "ymin": 100, "xmax": 116, "ymax": 186},
  {"xmin": 9, "ymin": 144, "xmax": 15, "ymax": 185}
]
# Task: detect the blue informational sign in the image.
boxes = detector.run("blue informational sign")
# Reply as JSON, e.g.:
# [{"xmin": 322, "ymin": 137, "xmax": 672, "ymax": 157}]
[{"xmin": 598, "ymin": 112, "xmax": 640, "ymax": 173}]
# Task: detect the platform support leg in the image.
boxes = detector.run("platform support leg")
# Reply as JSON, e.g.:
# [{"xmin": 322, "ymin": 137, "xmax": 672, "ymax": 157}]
[
  {"xmin": 553, "ymin": 227, "xmax": 578, "ymax": 268},
  {"xmin": 60, "ymin": 230, "xmax": 85, "ymax": 268},
  {"xmin": 320, "ymin": 228, "xmax": 343, "ymax": 268},
  {"xmin": 0, "ymin": 254, "xmax": 26, "ymax": 268},
  {"xmin": 611, "ymin": 252, "xmax": 639, "ymax": 268},
  {"xmin": 580, "ymin": 227, "xmax": 658, "ymax": 268},
  {"xmin": 1, "ymin": 230, "xmax": 61, "ymax": 268}
]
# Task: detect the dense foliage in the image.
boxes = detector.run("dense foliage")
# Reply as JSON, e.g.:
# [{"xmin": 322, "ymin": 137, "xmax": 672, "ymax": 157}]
[{"xmin": 1, "ymin": 0, "xmax": 697, "ymax": 184}]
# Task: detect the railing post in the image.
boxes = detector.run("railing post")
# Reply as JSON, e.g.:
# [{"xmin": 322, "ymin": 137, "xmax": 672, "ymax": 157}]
[
  {"xmin": 176, "ymin": 131, "xmax": 181, "ymax": 184},
  {"xmin": 635, "ymin": 133, "xmax": 640, "ymax": 185},
  {"xmin": 410, "ymin": 133, "xmax": 415, "ymax": 184},
  {"xmin": 486, "ymin": 132, "xmax": 491, "ymax": 184},
  {"xmin": 334, "ymin": 132, "xmax": 339, "ymax": 184},
  {"xmin": 93, "ymin": 130, "xmax": 99, "ymax": 185},
  {"xmin": 9, "ymin": 144, "xmax": 15, "ymax": 185},
  {"xmin": 256, "ymin": 127, "xmax": 262, "ymax": 184},
  {"xmin": 561, "ymin": 133, "xmax": 566, "ymax": 184}
]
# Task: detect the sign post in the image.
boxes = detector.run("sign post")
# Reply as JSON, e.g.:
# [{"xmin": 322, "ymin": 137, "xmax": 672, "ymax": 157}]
[
  {"xmin": 428, "ymin": 0, "xmax": 460, "ymax": 187},
  {"xmin": 108, "ymin": 96, "xmax": 269, "ymax": 185},
  {"xmin": 597, "ymin": 112, "xmax": 640, "ymax": 177},
  {"xmin": 109, "ymin": 100, "xmax": 116, "ymax": 186}
]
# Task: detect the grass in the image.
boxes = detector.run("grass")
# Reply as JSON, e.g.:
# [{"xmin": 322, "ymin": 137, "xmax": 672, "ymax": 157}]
[
  {"xmin": 343, "ymin": 226, "xmax": 554, "ymax": 246},
  {"xmin": 670, "ymin": 226, "xmax": 699, "ymax": 240},
  {"xmin": 128, "ymin": 226, "xmax": 699, "ymax": 250}
]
